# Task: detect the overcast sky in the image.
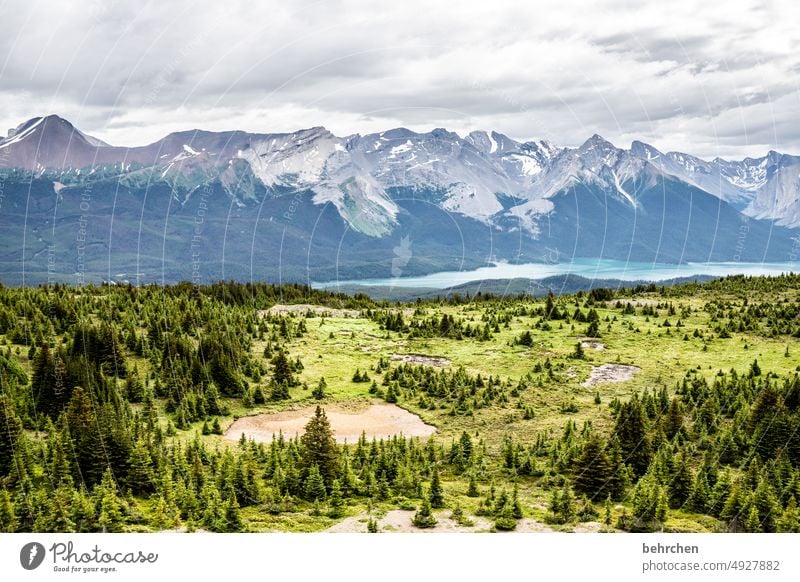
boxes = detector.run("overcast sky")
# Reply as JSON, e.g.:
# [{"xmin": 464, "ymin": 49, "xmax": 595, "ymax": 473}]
[{"xmin": 1, "ymin": 0, "xmax": 798, "ymax": 158}]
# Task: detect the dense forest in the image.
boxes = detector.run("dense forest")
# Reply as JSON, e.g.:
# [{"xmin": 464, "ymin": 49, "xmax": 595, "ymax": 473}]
[{"xmin": 1, "ymin": 275, "xmax": 800, "ymax": 532}]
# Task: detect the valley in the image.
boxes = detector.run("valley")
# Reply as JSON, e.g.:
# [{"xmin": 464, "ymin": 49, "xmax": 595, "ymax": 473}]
[{"xmin": 1, "ymin": 276, "xmax": 799, "ymax": 533}]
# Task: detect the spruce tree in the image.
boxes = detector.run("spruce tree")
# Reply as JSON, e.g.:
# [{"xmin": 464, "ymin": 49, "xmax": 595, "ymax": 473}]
[
  {"xmin": 494, "ymin": 493, "xmax": 518, "ymax": 531},
  {"xmin": 412, "ymin": 494, "xmax": 437, "ymax": 528},
  {"xmin": 777, "ymin": 496, "xmax": 800, "ymax": 532},
  {"xmin": 328, "ymin": 479, "xmax": 344, "ymax": 518},
  {"xmin": 573, "ymin": 434, "xmax": 613, "ymax": 499},
  {"xmin": 467, "ymin": 473, "xmax": 480, "ymax": 497},
  {"xmin": 300, "ymin": 406, "xmax": 340, "ymax": 487},
  {"xmin": 511, "ymin": 484, "xmax": 523, "ymax": 519},
  {"xmin": 0, "ymin": 489, "xmax": 17, "ymax": 533},
  {"xmin": 223, "ymin": 494, "xmax": 244, "ymax": 532},
  {"xmin": 304, "ymin": 464, "xmax": 327, "ymax": 501},
  {"xmin": 745, "ymin": 504, "xmax": 762, "ymax": 533},
  {"xmin": 0, "ymin": 395, "xmax": 22, "ymax": 475},
  {"xmin": 428, "ymin": 467, "xmax": 445, "ymax": 508},
  {"xmin": 312, "ymin": 377, "xmax": 327, "ymax": 400},
  {"xmin": 603, "ymin": 495, "xmax": 613, "ymax": 526},
  {"xmin": 65, "ymin": 386, "xmax": 106, "ymax": 485},
  {"xmin": 271, "ymin": 351, "xmax": 296, "ymax": 387},
  {"xmin": 126, "ymin": 439, "xmax": 154, "ymax": 493},
  {"xmin": 669, "ymin": 451, "xmax": 694, "ymax": 508},
  {"xmin": 96, "ymin": 469, "xmax": 124, "ymax": 533},
  {"xmin": 614, "ymin": 397, "xmax": 652, "ymax": 478}
]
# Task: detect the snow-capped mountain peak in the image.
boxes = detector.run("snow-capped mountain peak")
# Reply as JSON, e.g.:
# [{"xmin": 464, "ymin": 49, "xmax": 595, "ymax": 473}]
[{"xmin": 3, "ymin": 115, "xmax": 800, "ymax": 233}]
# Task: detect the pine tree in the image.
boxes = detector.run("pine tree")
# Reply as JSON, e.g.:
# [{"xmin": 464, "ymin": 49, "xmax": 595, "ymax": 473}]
[
  {"xmin": 0, "ymin": 489, "xmax": 17, "ymax": 532},
  {"xmin": 494, "ymin": 493, "xmax": 518, "ymax": 531},
  {"xmin": 630, "ymin": 476, "xmax": 668, "ymax": 531},
  {"xmin": 125, "ymin": 367, "xmax": 145, "ymax": 403},
  {"xmin": 96, "ymin": 469, "xmax": 124, "ymax": 533},
  {"xmin": 126, "ymin": 439, "xmax": 154, "ymax": 493},
  {"xmin": 300, "ymin": 406, "xmax": 340, "ymax": 487},
  {"xmin": 312, "ymin": 377, "xmax": 327, "ymax": 400},
  {"xmin": 511, "ymin": 484, "xmax": 523, "ymax": 519},
  {"xmin": 603, "ymin": 495, "xmax": 613, "ymax": 526},
  {"xmin": 412, "ymin": 494, "xmax": 437, "ymax": 528},
  {"xmin": 777, "ymin": 496, "xmax": 800, "ymax": 532},
  {"xmin": 669, "ymin": 451, "xmax": 694, "ymax": 508},
  {"xmin": 663, "ymin": 398, "xmax": 685, "ymax": 440},
  {"xmin": 573, "ymin": 434, "xmax": 613, "ymax": 499},
  {"xmin": 0, "ymin": 395, "xmax": 23, "ymax": 475},
  {"xmin": 269, "ymin": 379, "xmax": 290, "ymax": 401},
  {"xmin": 304, "ymin": 464, "xmax": 327, "ymax": 501},
  {"xmin": 549, "ymin": 484, "xmax": 576, "ymax": 524},
  {"xmin": 614, "ymin": 397, "xmax": 652, "ymax": 478},
  {"xmin": 223, "ymin": 494, "xmax": 244, "ymax": 532},
  {"xmin": 65, "ymin": 386, "xmax": 106, "ymax": 485},
  {"xmin": 271, "ymin": 351, "xmax": 296, "ymax": 387},
  {"xmin": 328, "ymin": 479, "xmax": 344, "ymax": 518},
  {"xmin": 745, "ymin": 503, "xmax": 762, "ymax": 533},
  {"xmin": 428, "ymin": 467, "xmax": 445, "ymax": 508},
  {"xmin": 467, "ymin": 473, "xmax": 480, "ymax": 497}
]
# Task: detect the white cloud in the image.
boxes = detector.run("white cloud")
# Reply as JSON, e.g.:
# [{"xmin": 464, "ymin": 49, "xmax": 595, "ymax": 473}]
[{"xmin": 0, "ymin": 0, "xmax": 798, "ymax": 158}]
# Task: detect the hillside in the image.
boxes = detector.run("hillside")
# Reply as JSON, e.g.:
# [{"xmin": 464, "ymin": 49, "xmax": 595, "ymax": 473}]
[{"xmin": 1, "ymin": 276, "xmax": 799, "ymax": 533}]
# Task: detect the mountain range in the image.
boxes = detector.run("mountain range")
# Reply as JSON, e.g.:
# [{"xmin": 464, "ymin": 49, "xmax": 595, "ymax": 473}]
[{"xmin": 0, "ymin": 114, "xmax": 798, "ymax": 285}]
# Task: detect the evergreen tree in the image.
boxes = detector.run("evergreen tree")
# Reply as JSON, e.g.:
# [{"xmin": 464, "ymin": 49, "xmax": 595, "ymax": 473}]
[
  {"xmin": 0, "ymin": 395, "xmax": 22, "ymax": 476},
  {"xmin": 573, "ymin": 434, "xmax": 614, "ymax": 500},
  {"xmin": 630, "ymin": 476, "xmax": 668, "ymax": 532},
  {"xmin": 223, "ymin": 494, "xmax": 245, "ymax": 532},
  {"xmin": 271, "ymin": 351, "xmax": 296, "ymax": 387},
  {"xmin": 304, "ymin": 464, "xmax": 327, "ymax": 501},
  {"xmin": 312, "ymin": 377, "xmax": 327, "ymax": 400},
  {"xmin": 300, "ymin": 407, "xmax": 340, "ymax": 487},
  {"xmin": 494, "ymin": 493, "xmax": 518, "ymax": 531},
  {"xmin": 669, "ymin": 451, "xmax": 694, "ymax": 508},
  {"xmin": 428, "ymin": 467, "xmax": 445, "ymax": 508},
  {"xmin": 126, "ymin": 439, "xmax": 154, "ymax": 493},
  {"xmin": 328, "ymin": 479, "xmax": 345, "ymax": 518},
  {"xmin": 745, "ymin": 504, "xmax": 762, "ymax": 533},
  {"xmin": 603, "ymin": 495, "xmax": 613, "ymax": 526},
  {"xmin": 511, "ymin": 484, "xmax": 523, "ymax": 519},
  {"xmin": 614, "ymin": 397, "xmax": 652, "ymax": 478},
  {"xmin": 96, "ymin": 469, "xmax": 124, "ymax": 533},
  {"xmin": 125, "ymin": 367, "xmax": 145, "ymax": 403},
  {"xmin": 777, "ymin": 496, "xmax": 800, "ymax": 533},
  {"xmin": 412, "ymin": 494, "xmax": 437, "ymax": 528},
  {"xmin": 0, "ymin": 489, "xmax": 17, "ymax": 532},
  {"xmin": 65, "ymin": 386, "xmax": 107, "ymax": 485},
  {"xmin": 467, "ymin": 473, "xmax": 480, "ymax": 497},
  {"xmin": 548, "ymin": 484, "xmax": 576, "ymax": 524}
]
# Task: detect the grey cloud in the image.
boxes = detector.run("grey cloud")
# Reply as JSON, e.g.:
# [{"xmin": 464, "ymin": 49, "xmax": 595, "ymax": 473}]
[{"xmin": 0, "ymin": 0, "xmax": 798, "ymax": 159}]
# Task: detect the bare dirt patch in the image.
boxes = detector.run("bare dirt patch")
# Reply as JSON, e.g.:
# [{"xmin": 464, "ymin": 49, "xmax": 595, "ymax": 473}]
[
  {"xmin": 581, "ymin": 363, "xmax": 640, "ymax": 387},
  {"xmin": 325, "ymin": 510, "xmax": 574, "ymax": 533},
  {"xmin": 225, "ymin": 403, "xmax": 436, "ymax": 444},
  {"xmin": 391, "ymin": 353, "xmax": 450, "ymax": 367},
  {"xmin": 580, "ymin": 341, "xmax": 606, "ymax": 350},
  {"xmin": 259, "ymin": 304, "xmax": 361, "ymax": 318},
  {"xmin": 325, "ymin": 509, "xmax": 493, "ymax": 533}
]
